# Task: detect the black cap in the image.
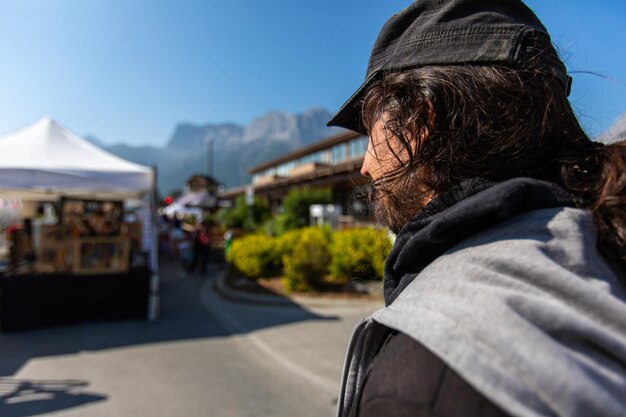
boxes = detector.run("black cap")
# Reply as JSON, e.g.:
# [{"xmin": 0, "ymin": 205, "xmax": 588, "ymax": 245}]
[{"xmin": 328, "ymin": 0, "xmax": 571, "ymax": 134}]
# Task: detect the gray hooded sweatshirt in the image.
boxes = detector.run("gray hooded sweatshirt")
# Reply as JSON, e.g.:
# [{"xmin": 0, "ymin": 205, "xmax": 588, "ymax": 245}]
[{"xmin": 337, "ymin": 181, "xmax": 626, "ymax": 417}]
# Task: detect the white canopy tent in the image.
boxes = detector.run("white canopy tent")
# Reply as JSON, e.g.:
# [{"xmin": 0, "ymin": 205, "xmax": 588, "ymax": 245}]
[
  {"xmin": 0, "ymin": 116, "xmax": 152, "ymax": 198},
  {"xmin": 0, "ymin": 116, "xmax": 159, "ymax": 320}
]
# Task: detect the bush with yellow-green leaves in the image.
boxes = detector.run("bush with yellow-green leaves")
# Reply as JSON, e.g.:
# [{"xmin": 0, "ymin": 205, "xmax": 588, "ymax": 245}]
[
  {"xmin": 228, "ymin": 226, "xmax": 393, "ymax": 292},
  {"xmin": 281, "ymin": 227, "xmax": 332, "ymax": 292},
  {"xmin": 329, "ymin": 228, "xmax": 392, "ymax": 283},
  {"xmin": 273, "ymin": 228, "xmax": 302, "ymax": 260},
  {"xmin": 227, "ymin": 234, "xmax": 281, "ymax": 279}
]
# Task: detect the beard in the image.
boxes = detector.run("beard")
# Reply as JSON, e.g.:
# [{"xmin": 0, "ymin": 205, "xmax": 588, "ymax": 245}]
[{"xmin": 369, "ymin": 173, "xmax": 430, "ymax": 234}]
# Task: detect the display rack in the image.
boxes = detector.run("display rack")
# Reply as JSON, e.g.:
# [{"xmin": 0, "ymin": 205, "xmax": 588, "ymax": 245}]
[
  {"xmin": 36, "ymin": 236, "xmax": 130, "ymax": 275},
  {"xmin": 73, "ymin": 237, "xmax": 130, "ymax": 274}
]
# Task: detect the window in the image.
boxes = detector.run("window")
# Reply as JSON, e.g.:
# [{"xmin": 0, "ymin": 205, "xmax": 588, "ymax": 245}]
[
  {"xmin": 253, "ymin": 168, "xmax": 276, "ymax": 183},
  {"xmin": 331, "ymin": 144, "xmax": 346, "ymax": 164},
  {"xmin": 300, "ymin": 150, "xmax": 331, "ymax": 165},
  {"xmin": 349, "ymin": 136, "xmax": 368, "ymax": 159},
  {"xmin": 276, "ymin": 161, "xmax": 295, "ymax": 177}
]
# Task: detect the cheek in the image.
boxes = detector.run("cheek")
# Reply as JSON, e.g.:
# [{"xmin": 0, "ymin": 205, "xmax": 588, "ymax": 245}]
[
  {"xmin": 373, "ymin": 140, "xmax": 411, "ymax": 176},
  {"xmin": 367, "ymin": 119, "xmax": 413, "ymax": 177}
]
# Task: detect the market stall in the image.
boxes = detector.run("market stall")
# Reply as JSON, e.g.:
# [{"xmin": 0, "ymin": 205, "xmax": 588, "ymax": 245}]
[{"xmin": 0, "ymin": 116, "xmax": 159, "ymax": 331}]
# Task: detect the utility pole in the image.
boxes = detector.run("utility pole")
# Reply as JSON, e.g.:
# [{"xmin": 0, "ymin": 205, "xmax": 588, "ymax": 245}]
[{"xmin": 207, "ymin": 137, "xmax": 213, "ymax": 178}]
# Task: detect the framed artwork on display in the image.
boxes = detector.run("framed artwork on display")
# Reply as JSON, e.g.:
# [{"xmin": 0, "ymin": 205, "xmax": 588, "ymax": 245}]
[
  {"xmin": 60, "ymin": 198, "xmax": 123, "ymax": 237},
  {"xmin": 72, "ymin": 237, "xmax": 130, "ymax": 274}
]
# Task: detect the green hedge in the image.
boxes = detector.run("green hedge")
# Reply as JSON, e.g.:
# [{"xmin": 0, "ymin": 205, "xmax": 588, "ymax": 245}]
[
  {"xmin": 273, "ymin": 228, "xmax": 301, "ymax": 260},
  {"xmin": 282, "ymin": 227, "xmax": 330, "ymax": 291},
  {"xmin": 228, "ymin": 226, "xmax": 393, "ymax": 291},
  {"xmin": 227, "ymin": 234, "xmax": 280, "ymax": 278},
  {"xmin": 329, "ymin": 228, "xmax": 392, "ymax": 283},
  {"xmin": 282, "ymin": 227, "xmax": 331, "ymax": 292}
]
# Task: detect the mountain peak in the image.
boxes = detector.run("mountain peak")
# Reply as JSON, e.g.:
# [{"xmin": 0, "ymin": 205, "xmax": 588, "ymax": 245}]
[
  {"xmin": 166, "ymin": 122, "xmax": 244, "ymax": 150},
  {"xmin": 102, "ymin": 107, "xmax": 342, "ymax": 193},
  {"xmin": 243, "ymin": 111, "xmax": 298, "ymax": 143}
]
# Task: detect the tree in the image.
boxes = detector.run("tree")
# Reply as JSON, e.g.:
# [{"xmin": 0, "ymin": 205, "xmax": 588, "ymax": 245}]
[
  {"xmin": 218, "ymin": 195, "xmax": 270, "ymax": 232},
  {"xmin": 276, "ymin": 187, "xmax": 332, "ymax": 233}
]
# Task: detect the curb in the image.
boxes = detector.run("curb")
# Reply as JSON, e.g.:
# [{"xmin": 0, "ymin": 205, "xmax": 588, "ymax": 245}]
[
  {"xmin": 213, "ymin": 266, "xmax": 384, "ymax": 307},
  {"xmin": 213, "ymin": 269, "xmax": 295, "ymax": 306}
]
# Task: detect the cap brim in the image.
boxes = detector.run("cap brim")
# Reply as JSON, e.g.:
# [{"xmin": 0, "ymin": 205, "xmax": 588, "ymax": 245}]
[{"xmin": 327, "ymin": 75, "xmax": 378, "ymax": 135}]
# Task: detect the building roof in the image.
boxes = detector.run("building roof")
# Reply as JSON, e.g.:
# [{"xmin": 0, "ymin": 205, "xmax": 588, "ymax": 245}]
[
  {"xmin": 252, "ymin": 158, "xmax": 365, "ymax": 192},
  {"xmin": 187, "ymin": 174, "xmax": 221, "ymax": 186},
  {"xmin": 219, "ymin": 184, "xmax": 247, "ymax": 199},
  {"xmin": 248, "ymin": 129, "xmax": 361, "ymax": 174}
]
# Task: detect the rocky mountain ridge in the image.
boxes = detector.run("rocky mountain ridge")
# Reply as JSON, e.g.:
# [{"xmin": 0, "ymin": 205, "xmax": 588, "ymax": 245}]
[{"xmin": 97, "ymin": 108, "xmax": 342, "ymax": 195}]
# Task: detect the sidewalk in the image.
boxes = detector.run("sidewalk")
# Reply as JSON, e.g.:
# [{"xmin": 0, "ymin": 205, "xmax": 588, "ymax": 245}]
[{"xmin": 201, "ymin": 262, "xmax": 384, "ymax": 400}]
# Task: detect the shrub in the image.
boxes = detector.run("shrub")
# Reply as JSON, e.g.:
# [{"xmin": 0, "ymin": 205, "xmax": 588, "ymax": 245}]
[
  {"xmin": 227, "ymin": 234, "xmax": 280, "ymax": 278},
  {"xmin": 273, "ymin": 228, "xmax": 301, "ymax": 259},
  {"xmin": 282, "ymin": 227, "xmax": 331, "ymax": 292},
  {"xmin": 228, "ymin": 225, "xmax": 392, "ymax": 293},
  {"xmin": 275, "ymin": 187, "xmax": 332, "ymax": 233},
  {"xmin": 329, "ymin": 228, "xmax": 392, "ymax": 283},
  {"xmin": 217, "ymin": 196, "xmax": 271, "ymax": 232}
]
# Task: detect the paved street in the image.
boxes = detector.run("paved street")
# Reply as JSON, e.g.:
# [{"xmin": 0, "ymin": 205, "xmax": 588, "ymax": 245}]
[{"xmin": 0, "ymin": 261, "xmax": 383, "ymax": 417}]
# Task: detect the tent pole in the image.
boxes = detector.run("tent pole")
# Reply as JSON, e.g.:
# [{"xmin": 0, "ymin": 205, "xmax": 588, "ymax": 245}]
[{"xmin": 147, "ymin": 165, "xmax": 160, "ymax": 321}]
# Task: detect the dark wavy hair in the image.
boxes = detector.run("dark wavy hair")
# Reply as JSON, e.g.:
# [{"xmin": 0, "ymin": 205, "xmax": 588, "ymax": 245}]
[{"xmin": 362, "ymin": 63, "xmax": 626, "ymax": 262}]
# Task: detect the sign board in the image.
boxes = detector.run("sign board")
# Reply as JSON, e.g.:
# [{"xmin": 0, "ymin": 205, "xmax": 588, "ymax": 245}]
[
  {"xmin": 245, "ymin": 186, "xmax": 254, "ymax": 206},
  {"xmin": 309, "ymin": 204, "xmax": 342, "ymax": 227}
]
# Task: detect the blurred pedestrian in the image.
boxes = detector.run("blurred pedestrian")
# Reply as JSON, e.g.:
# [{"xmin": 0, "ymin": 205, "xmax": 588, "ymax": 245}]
[
  {"xmin": 190, "ymin": 220, "xmax": 211, "ymax": 275},
  {"xmin": 177, "ymin": 232, "xmax": 193, "ymax": 277},
  {"xmin": 223, "ymin": 229, "xmax": 233, "ymax": 259},
  {"xmin": 168, "ymin": 218, "xmax": 185, "ymax": 261},
  {"xmin": 329, "ymin": 1, "xmax": 626, "ymax": 416}
]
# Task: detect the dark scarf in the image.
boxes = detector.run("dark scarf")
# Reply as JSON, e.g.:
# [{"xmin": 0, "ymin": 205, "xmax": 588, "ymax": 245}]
[{"xmin": 384, "ymin": 177, "xmax": 576, "ymax": 306}]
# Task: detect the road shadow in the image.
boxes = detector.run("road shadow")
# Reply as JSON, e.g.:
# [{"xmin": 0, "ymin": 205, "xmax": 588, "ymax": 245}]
[
  {"xmin": 0, "ymin": 259, "xmax": 336, "ymax": 378},
  {"xmin": 0, "ymin": 377, "xmax": 106, "ymax": 417}
]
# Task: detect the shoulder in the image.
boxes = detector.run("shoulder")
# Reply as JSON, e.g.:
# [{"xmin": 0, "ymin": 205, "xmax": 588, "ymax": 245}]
[
  {"xmin": 423, "ymin": 207, "xmax": 616, "ymax": 289},
  {"xmin": 358, "ymin": 332, "xmax": 512, "ymax": 417},
  {"xmin": 370, "ymin": 207, "xmax": 626, "ymax": 417},
  {"xmin": 452, "ymin": 206, "xmax": 594, "ymax": 254},
  {"xmin": 385, "ymin": 207, "xmax": 624, "ymax": 315}
]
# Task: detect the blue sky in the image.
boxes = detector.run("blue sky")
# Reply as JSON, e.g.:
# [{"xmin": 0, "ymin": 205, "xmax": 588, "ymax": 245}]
[{"xmin": 0, "ymin": 0, "xmax": 624, "ymax": 146}]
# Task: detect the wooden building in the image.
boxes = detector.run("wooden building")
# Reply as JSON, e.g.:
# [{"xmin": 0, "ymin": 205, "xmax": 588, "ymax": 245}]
[{"xmin": 220, "ymin": 130, "xmax": 373, "ymax": 226}]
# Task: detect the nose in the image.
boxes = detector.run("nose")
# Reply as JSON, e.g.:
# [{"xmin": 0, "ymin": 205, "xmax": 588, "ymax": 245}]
[
  {"xmin": 360, "ymin": 138, "xmax": 373, "ymax": 177},
  {"xmin": 360, "ymin": 157, "xmax": 368, "ymax": 177}
]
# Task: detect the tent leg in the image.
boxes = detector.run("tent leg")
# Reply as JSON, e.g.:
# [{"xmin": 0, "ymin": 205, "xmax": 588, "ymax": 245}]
[
  {"xmin": 146, "ymin": 165, "xmax": 160, "ymax": 322},
  {"xmin": 148, "ymin": 272, "xmax": 160, "ymax": 321}
]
